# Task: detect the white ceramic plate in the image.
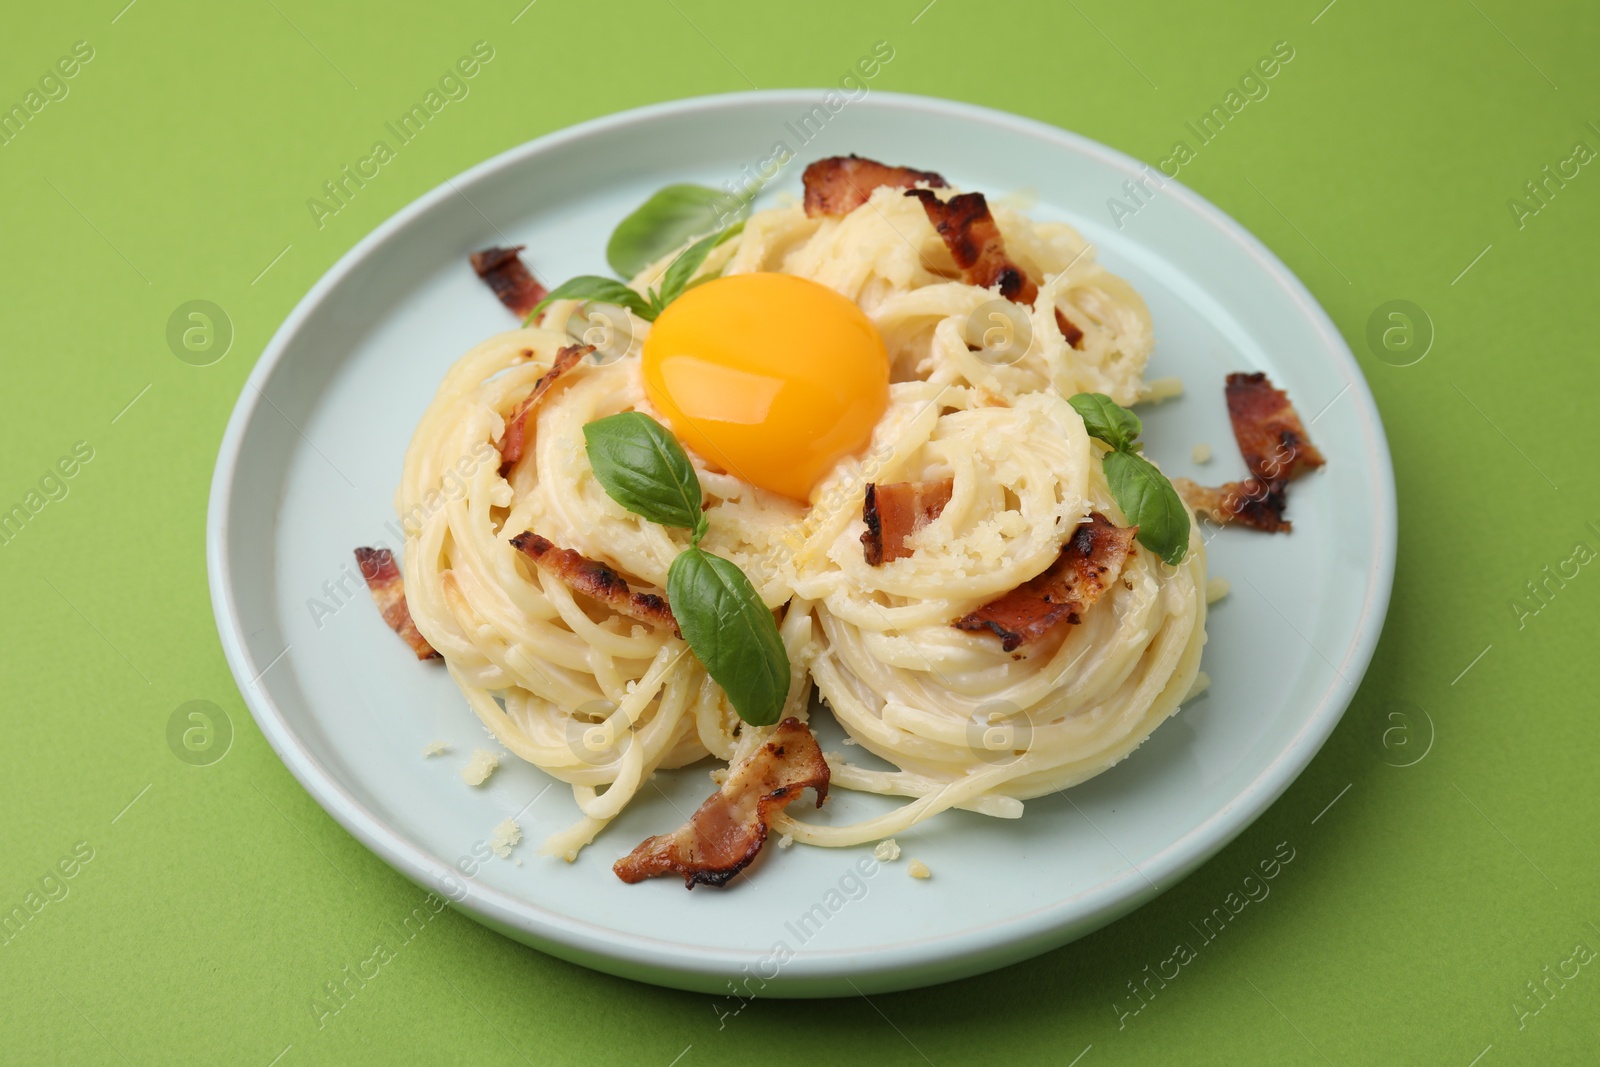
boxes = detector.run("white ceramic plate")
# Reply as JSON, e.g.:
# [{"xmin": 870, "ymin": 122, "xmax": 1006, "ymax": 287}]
[{"xmin": 207, "ymin": 91, "xmax": 1395, "ymax": 996}]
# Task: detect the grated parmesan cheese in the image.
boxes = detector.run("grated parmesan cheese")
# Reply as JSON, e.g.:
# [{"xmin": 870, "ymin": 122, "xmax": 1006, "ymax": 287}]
[
  {"xmin": 1192, "ymin": 443, "xmax": 1212, "ymax": 464},
  {"xmin": 461, "ymin": 749, "xmax": 500, "ymax": 786},
  {"xmin": 1140, "ymin": 376, "xmax": 1184, "ymax": 404},
  {"xmin": 776, "ymin": 834, "xmax": 794, "ymax": 850},
  {"xmin": 874, "ymin": 839, "xmax": 902, "ymax": 862},
  {"xmin": 490, "ymin": 818, "xmax": 522, "ymax": 858},
  {"xmin": 422, "ymin": 740, "xmax": 450, "ymax": 757},
  {"xmin": 907, "ymin": 859, "xmax": 931, "ymax": 879}
]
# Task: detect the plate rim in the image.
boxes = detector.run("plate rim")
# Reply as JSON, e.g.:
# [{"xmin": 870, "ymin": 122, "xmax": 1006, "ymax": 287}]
[{"xmin": 206, "ymin": 88, "xmax": 1397, "ymax": 993}]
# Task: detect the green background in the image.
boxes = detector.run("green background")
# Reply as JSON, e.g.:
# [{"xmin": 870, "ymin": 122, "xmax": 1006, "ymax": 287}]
[{"xmin": 3, "ymin": 0, "xmax": 1597, "ymax": 1063}]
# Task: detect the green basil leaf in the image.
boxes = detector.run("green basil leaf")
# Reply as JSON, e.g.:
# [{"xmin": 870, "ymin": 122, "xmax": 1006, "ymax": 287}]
[
  {"xmin": 653, "ymin": 221, "xmax": 746, "ymax": 313},
  {"xmin": 668, "ymin": 546, "xmax": 790, "ymax": 726},
  {"xmin": 606, "ymin": 184, "xmax": 740, "ymax": 280},
  {"xmin": 582, "ymin": 412, "xmax": 704, "ymax": 532},
  {"xmin": 1103, "ymin": 449, "xmax": 1190, "ymax": 566},
  {"xmin": 1069, "ymin": 392, "xmax": 1143, "ymax": 453},
  {"xmin": 529, "ymin": 276, "xmax": 654, "ymax": 324}
]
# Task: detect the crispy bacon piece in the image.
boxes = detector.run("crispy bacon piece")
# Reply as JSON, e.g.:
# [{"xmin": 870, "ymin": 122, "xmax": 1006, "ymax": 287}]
[
  {"xmin": 906, "ymin": 189, "xmax": 1085, "ymax": 350},
  {"xmin": 1055, "ymin": 309, "xmax": 1084, "ymax": 348},
  {"xmin": 860, "ymin": 479, "xmax": 954, "ymax": 565},
  {"xmin": 1176, "ymin": 372, "xmax": 1325, "ymax": 533},
  {"xmin": 953, "ymin": 513, "xmax": 1137, "ymax": 652},
  {"xmin": 469, "ymin": 245, "xmax": 548, "ymax": 320},
  {"xmin": 907, "ymin": 189, "xmax": 1033, "ymax": 300},
  {"xmin": 353, "ymin": 547, "xmax": 438, "ymax": 660},
  {"xmin": 498, "ymin": 344, "xmax": 593, "ymax": 472},
  {"xmin": 802, "ymin": 154, "xmax": 947, "ymax": 218},
  {"xmin": 1226, "ymin": 372, "xmax": 1326, "ymax": 482},
  {"xmin": 615, "ymin": 717, "xmax": 829, "ymax": 887},
  {"xmin": 1174, "ymin": 477, "xmax": 1292, "ymax": 534},
  {"xmin": 509, "ymin": 531, "xmax": 679, "ymax": 636}
]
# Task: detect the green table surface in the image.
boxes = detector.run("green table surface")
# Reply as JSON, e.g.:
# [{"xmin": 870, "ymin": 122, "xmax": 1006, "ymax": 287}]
[{"xmin": 4, "ymin": 0, "xmax": 1598, "ymax": 1063}]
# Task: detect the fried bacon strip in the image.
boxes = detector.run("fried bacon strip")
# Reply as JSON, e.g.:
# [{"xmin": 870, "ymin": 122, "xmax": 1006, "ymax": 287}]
[
  {"xmin": 953, "ymin": 513, "xmax": 1137, "ymax": 652},
  {"xmin": 860, "ymin": 479, "xmax": 954, "ymax": 565},
  {"xmin": 498, "ymin": 344, "xmax": 593, "ymax": 472},
  {"xmin": 469, "ymin": 246, "xmax": 548, "ymax": 320},
  {"xmin": 802, "ymin": 154, "xmax": 947, "ymax": 218},
  {"xmin": 905, "ymin": 188, "xmax": 1084, "ymax": 349},
  {"xmin": 1173, "ymin": 477, "xmax": 1292, "ymax": 534},
  {"xmin": 1226, "ymin": 372, "xmax": 1326, "ymax": 482},
  {"xmin": 353, "ymin": 547, "xmax": 439, "ymax": 660},
  {"xmin": 906, "ymin": 189, "xmax": 1031, "ymax": 300},
  {"xmin": 1174, "ymin": 372, "xmax": 1325, "ymax": 533},
  {"xmin": 509, "ymin": 531, "xmax": 679, "ymax": 635},
  {"xmin": 615, "ymin": 718, "xmax": 830, "ymax": 888},
  {"xmin": 1053, "ymin": 308, "xmax": 1085, "ymax": 349}
]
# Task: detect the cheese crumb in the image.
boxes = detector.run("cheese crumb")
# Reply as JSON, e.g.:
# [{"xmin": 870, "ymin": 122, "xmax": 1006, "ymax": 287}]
[
  {"xmin": 422, "ymin": 740, "xmax": 450, "ymax": 757},
  {"xmin": 907, "ymin": 859, "xmax": 931, "ymax": 879},
  {"xmin": 461, "ymin": 749, "xmax": 500, "ymax": 786},
  {"xmin": 1206, "ymin": 576, "xmax": 1231, "ymax": 604},
  {"xmin": 490, "ymin": 818, "xmax": 522, "ymax": 858},
  {"xmin": 776, "ymin": 834, "xmax": 794, "ymax": 850},
  {"xmin": 874, "ymin": 839, "xmax": 902, "ymax": 862},
  {"xmin": 1192, "ymin": 443, "xmax": 1212, "ymax": 464},
  {"xmin": 1140, "ymin": 377, "xmax": 1184, "ymax": 404}
]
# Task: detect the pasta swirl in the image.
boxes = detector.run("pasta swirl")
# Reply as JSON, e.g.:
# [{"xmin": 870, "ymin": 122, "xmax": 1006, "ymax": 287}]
[{"xmin": 397, "ymin": 184, "xmax": 1205, "ymax": 860}]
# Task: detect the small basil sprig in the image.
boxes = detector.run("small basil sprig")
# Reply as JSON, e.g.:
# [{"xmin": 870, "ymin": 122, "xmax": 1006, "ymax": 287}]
[
  {"xmin": 1069, "ymin": 392, "xmax": 1143, "ymax": 452},
  {"xmin": 533, "ymin": 276, "xmax": 653, "ymax": 321},
  {"xmin": 652, "ymin": 222, "xmax": 743, "ymax": 313},
  {"xmin": 1068, "ymin": 393, "xmax": 1191, "ymax": 566},
  {"xmin": 583, "ymin": 412, "xmax": 708, "ymax": 541},
  {"xmin": 606, "ymin": 184, "xmax": 737, "ymax": 279},
  {"xmin": 528, "ymin": 188, "xmax": 746, "ymax": 324},
  {"xmin": 667, "ymin": 549, "xmax": 790, "ymax": 728},
  {"xmin": 582, "ymin": 412, "xmax": 789, "ymax": 726}
]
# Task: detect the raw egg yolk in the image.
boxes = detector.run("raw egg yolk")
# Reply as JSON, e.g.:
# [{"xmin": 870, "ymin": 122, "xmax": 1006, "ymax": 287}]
[{"xmin": 641, "ymin": 272, "xmax": 890, "ymax": 503}]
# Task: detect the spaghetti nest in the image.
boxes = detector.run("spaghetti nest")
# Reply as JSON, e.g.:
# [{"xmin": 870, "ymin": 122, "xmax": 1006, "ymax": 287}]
[{"xmin": 397, "ymin": 184, "xmax": 1206, "ymax": 859}]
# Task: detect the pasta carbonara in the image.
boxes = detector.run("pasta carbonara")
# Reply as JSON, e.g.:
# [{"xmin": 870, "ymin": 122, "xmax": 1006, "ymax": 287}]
[{"xmin": 392, "ymin": 163, "xmax": 1206, "ymax": 870}]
